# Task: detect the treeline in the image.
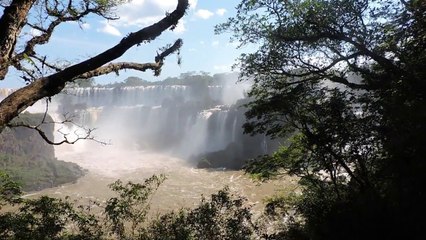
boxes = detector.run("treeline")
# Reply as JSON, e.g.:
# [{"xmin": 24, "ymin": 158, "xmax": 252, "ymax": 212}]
[{"xmin": 70, "ymin": 72, "xmax": 240, "ymax": 88}]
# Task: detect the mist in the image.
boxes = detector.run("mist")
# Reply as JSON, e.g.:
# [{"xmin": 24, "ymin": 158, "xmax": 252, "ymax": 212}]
[
  {"xmin": 49, "ymin": 74, "xmax": 270, "ymax": 168},
  {"xmin": 0, "ymin": 74, "xmax": 282, "ymax": 211}
]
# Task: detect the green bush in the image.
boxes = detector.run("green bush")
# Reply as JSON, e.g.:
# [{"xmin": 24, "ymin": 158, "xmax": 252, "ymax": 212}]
[{"xmin": 0, "ymin": 174, "xmax": 278, "ymax": 240}]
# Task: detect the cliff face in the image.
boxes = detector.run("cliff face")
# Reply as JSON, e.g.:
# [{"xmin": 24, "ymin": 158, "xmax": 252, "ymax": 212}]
[
  {"xmin": 0, "ymin": 112, "xmax": 84, "ymax": 191},
  {"xmin": 0, "ymin": 113, "xmax": 54, "ymax": 158}
]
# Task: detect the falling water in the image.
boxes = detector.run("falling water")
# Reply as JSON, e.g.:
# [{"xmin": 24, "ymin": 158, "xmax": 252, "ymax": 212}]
[
  {"xmin": 1, "ymin": 79, "xmax": 289, "ymax": 212},
  {"xmin": 232, "ymin": 117, "xmax": 238, "ymax": 142}
]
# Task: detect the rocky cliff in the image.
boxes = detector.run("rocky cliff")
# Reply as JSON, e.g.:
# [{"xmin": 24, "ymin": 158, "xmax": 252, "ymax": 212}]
[{"xmin": 0, "ymin": 112, "xmax": 84, "ymax": 191}]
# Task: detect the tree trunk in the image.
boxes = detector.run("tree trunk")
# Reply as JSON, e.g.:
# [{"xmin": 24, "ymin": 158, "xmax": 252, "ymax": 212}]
[{"xmin": 0, "ymin": 0, "xmax": 36, "ymax": 80}]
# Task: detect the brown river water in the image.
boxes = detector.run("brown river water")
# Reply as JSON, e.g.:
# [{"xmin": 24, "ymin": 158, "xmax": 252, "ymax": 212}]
[{"xmin": 26, "ymin": 142, "xmax": 297, "ymax": 214}]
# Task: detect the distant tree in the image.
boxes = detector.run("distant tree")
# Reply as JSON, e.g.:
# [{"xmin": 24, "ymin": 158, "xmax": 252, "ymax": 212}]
[
  {"xmin": 0, "ymin": 171, "xmax": 22, "ymax": 208},
  {"xmin": 162, "ymin": 76, "xmax": 181, "ymax": 85},
  {"xmin": 122, "ymin": 76, "xmax": 149, "ymax": 87},
  {"xmin": 0, "ymin": 0, "xmax": 189, "ymax": 134},
  {"xmin": 69, "ymin": 78, "xmax": 96, "ymax": 88},
  {"xmin": 218, "ymin": 0, "xmax": 426, "ymax": 238}
]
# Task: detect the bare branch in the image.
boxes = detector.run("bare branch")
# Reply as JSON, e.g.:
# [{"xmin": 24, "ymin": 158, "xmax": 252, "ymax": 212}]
[
  {"xmin": 31, "ymin": 54, "xmax": 64, "ymax": 72},
  {"xmin": 78, "ymin": 39, "xmax": 183, "ymax": 79},
  {"xmin": 7, "ymin": 121, "xmax": 105, "ymax": 145},
  {"xmin": 275, "ymin": 26, "xmax": 400, "ymax": 75},
  {"xmin": 78, "ymin": 62, "xmax": 162, "ymax": 79},
  {"xmin": 16, "ymin": 1, "xmax": 118, "ymax": 62},
  {"xmin": 6, "ymin": 111, "xmax": 108, "ymax": 146},
  {"xmin": 0, "ymin": 0, "xmax": 189, "ymax": 132}
]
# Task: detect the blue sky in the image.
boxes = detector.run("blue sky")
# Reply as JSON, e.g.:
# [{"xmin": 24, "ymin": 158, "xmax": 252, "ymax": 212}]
[{"xmin": 1, "ymin": 0, "xmax": 247, "ymax": 88}]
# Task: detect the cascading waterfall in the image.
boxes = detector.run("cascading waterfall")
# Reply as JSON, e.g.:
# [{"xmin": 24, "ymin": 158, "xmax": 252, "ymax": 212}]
[
  {"xmin": 0, "ymin": 79, "xmax": 287, "ymax": 215},
  {"xmin": 1, "ymin": 80, "xmax": 277, "ymax": 169}
]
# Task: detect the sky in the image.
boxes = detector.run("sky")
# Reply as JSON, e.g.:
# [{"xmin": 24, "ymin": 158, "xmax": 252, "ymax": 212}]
[{"xmin": 0, "ymin": 0, "xmax": 247, "ymax": 88}]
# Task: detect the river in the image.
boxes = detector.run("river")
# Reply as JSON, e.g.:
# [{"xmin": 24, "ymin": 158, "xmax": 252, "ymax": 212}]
[{"xmin": 27, "ymin": 142, "xmax": 297, "ymax": 214}]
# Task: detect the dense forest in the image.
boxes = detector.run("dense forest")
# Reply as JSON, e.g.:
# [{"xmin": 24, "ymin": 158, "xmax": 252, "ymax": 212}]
[{"xmin": 216, "ymin": 0, "xmax": 426, "ymax": 239}]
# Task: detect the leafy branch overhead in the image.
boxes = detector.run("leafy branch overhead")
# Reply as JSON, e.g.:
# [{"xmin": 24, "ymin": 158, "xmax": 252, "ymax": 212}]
[
  {"xmin": 218, "ymin": 0, "xmax": 426, "ymax": 238},
  {"xmin": 0, "ymin": 0, "xmax": 189, "ymax": 134}
]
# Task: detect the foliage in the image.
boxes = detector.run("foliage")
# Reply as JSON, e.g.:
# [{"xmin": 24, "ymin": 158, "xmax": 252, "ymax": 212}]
[
  {"xmin": 0, "ymin": 171, "xmax": 22, "ymax": 208},
  {"xmin": 99, "ymin": 77, "xmax": 151, "ymax": 88},
  {"xmin": 104, "ymin": 175, "xmax": 166, "ymax": 239},
  {"xmin": 0, "ymin": 175, "xmax": 275, "ymax": 240},
  {"xmin": 218, "ymin": 0, "xmax": 426, "ymax": 239},
  {"xmin": 98, "ymin": 72, "xmax": 240, "ymax": 88},
  {"xmin": 100, "ymin": 74, "xmax": 211, "ymax": 88},
  {"xmin": 0, "ymin": 194, "xmax": 103, "ymax": 240},
  {"xmin": 143, "ymin": 187, "xmax": 255, "ymax": 240},
  {"xmin": 0, "ymin": 175, "xmax": 163, "ymax": 239},
  {"xmin": 68, "ymin": 78, "xmax": 96, "ymax": 88}
]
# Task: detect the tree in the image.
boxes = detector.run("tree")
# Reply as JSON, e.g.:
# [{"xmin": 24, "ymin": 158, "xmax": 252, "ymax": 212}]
[
  {"xmin": 218, "ymin": 0, "xmax": 426, "ymax": 238},
  {"xmin": 70, "ymin": 78, "xmax": 96, "ymax": 88},
  {"xmin": 0, "ymin": 173, "xmax": 261, "ymax": 240},
  {"xmin": 122, "ymin": 76, "xmax": 149, "ymax": 87},
  {"xmin": 0, "ymin": 173, "xmax": 166, "ymax": 240},
  {"xmin": 0, "ymin": 0, "xmax": 189, "ymax": 133}
]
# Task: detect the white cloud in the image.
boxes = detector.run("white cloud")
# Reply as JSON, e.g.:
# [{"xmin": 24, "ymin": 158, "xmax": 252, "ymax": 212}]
[
  {"xmin": 153, "ymin": 0, "xmax": 197, "ymax": 10},
  {"xmin": 200, "ymin": 41, "xmax": 205, "ymax": 45},
  {"xmin": 216, "ymin": 8, "xmax": 227, "ymax": 16},
  {"xmin": 30, "ymin": 28, "xmax": 42, "ymax": 37},
  {"xmin": 110, "ymin": 0, "xmax": 196, "ymax": 28},
  {"xmin": 81, "ymin": 23, "xmax": 91, "ymax": 30},
  {"xmin": 189, "ymin": 0, "xmax": 197, "ymax": 9},
  {"xmin": 195, "ymin": 9, "xmax": 214, "ymax": 19},
  {"xmin": 211, "ymin": 40, "xmax": 219, "ymax": 47},
  {"xmin": 97, "ymin": 21, "xmax": 121, "ymax": 36},
  {"xmin": 173, "ymin": 20, "xmax": 186, "ymax": 34},
  {"xmin": 51, "ymin": 36, "xmax": 110, "ymax": 49},
  {"xmin": 213, "ymin": 64, "xmax": 232, "ymax": 71}
]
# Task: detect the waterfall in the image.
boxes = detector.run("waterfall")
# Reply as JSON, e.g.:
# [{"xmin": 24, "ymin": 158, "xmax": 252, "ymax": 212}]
[
  {"xmin": 1, "ymin": 81, "xmax": 277, "ymax": 168},
  {"xmin": 232, "ymin": 117, "xmax": 238, "ymax": 142}
]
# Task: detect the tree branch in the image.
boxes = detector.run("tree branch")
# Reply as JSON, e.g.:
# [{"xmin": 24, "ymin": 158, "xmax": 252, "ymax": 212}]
[
  {"xmin": 7, "ymin": 121, "xmax": 106, "ymax": 145},
  {"xmin": 5, "ymin": 99, "xmax": 108, "ymax": 145},
  {"xmin": 78, "ymin": 39, "xmax": 183, "ymax": 79},
  {"xmin": 15, "ymin": 1, "xmax": 117, "ymax": 63},
  {"xmin": 0, "ymin": 0, "xmax": 189, "ymax": 133},
  {"xmin": 274, "ymin": 22, "xmax": 401, "ymax": 76}
]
